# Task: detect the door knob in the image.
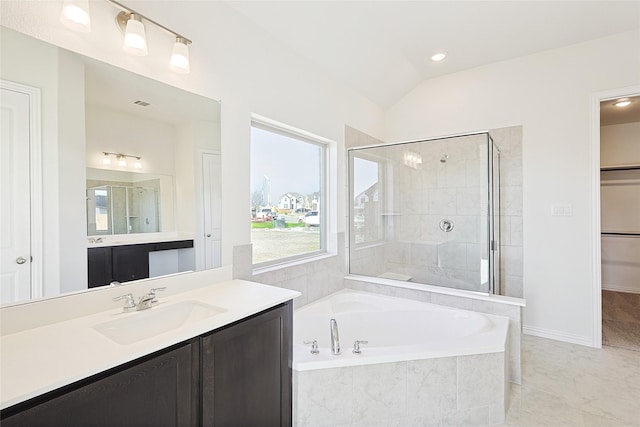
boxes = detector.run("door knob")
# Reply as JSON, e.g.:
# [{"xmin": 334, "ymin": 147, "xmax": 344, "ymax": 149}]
[
  {"xmin": 206, "ymin": 234, "xmax": 212, "ymax": 237},
  {"xmin": 16, "ymin": 256, "xmax": 27, "ymax": 265}
]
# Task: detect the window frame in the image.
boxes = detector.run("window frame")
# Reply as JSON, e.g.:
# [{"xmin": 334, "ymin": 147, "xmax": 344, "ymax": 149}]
[{"xmin": 250, "ymin": 117, "xmax": 329, "ymax": 269}]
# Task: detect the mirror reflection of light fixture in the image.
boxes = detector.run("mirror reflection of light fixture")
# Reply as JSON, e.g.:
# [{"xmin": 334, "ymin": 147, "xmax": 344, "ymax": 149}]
[
  {"xmin": 403, "ymin": 151, "xmax": 423, "ymax": 169},
  {"xmin": 170, "ymin": 37, "xmax": 191, "ymax": 74},
  {"xmin": 102, "ymin": 152, "xmax": 111, "ymax": 165},
  {"xmin": 59, "ymin": 0, "xmax": 91, "ymax": 33},
  {"xmin": 102, "ymin": 152, "xmax": 142, "ymax": 169}
]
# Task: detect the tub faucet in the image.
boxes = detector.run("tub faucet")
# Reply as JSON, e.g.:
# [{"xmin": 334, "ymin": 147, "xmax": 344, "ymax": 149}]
[{"xmin": 330, "ymin": 318, "xmax": 341, "ymax": 355}]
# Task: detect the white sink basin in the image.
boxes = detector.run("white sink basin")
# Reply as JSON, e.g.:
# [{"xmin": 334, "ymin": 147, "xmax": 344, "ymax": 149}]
[{"xmin": 94, "ymin": 300, "xmax": 226, "ymax": 345}]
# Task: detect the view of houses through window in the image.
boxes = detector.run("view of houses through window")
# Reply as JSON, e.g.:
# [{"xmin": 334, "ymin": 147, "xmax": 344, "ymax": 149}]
[{"xmin": 250, "ymin": 122, "xmax": 325, "ymax": 265}]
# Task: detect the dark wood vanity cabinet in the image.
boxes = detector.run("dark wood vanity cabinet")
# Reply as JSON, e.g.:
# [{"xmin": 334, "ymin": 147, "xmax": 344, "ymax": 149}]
[
  {"xmin": 1, "ymin": 301, "xmax": 293, "ymax": 427},
  {"xmin": 87, "ymin": 240, "xmax": 194, "ymax": 288},
  {"xmin": 1, "ymin": 342, "xmax": 197, "ymax": 427},
  {"xmin": 202, "ymin": 301, "xmax": 293, "ymax": 427}
]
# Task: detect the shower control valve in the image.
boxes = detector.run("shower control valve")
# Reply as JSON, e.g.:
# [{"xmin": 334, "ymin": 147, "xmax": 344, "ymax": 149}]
[
  {"xmin": 303, "ymin": 340, "xmax": 319, "ymax": 355},
  {"xmin": 352, "ymin": 340, "xmax": 369, "ymax": 354}
]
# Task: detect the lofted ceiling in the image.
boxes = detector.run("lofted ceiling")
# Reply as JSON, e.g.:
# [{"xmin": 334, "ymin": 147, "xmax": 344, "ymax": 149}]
[{"xmin": 226, "ymin": 1, "xmax": 640, "ymax": 109}]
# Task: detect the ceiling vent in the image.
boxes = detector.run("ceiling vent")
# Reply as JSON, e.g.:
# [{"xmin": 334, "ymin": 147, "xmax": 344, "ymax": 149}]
[{"xmin": 133, "ymin": 100, "xmax": 150, "ymax": 107}]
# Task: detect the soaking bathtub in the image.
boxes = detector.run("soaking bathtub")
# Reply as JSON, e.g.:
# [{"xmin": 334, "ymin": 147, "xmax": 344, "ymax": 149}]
[{"xmin": 293, "ymin": 290, "xmax": 510, "ymax": 426}]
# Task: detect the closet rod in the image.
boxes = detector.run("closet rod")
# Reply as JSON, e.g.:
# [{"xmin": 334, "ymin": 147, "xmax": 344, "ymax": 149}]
[
  {"xmin": 601, "ymin": 232, "xmax": 640, "ymax": 238},
  {"xmin": 601, "ymin": 165, "xmax": 640, "ymax": 171}
]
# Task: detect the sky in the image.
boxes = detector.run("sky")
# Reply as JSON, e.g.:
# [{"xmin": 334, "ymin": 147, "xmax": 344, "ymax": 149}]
[
  {"xmin": 250, "ymin": 126, "xmax": 321, "ymax": 205},
  {"xmin": 250, "ymin": 126, "xmax": 381, "ymax": 206}
]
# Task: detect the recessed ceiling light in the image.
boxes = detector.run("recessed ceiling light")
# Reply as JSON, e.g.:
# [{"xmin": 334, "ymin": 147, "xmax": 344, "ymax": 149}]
[
  {"xmin": 431, "ymin": 52, "xmax": 447, "ymax": 62},
  {"xmin": 613, "ymin": 99, "xmax": 632, "ymax": 108}
]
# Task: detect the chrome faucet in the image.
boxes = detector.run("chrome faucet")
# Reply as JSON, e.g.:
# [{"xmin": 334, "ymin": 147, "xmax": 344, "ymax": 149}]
[
  {"xmin": 330, "ymin": 318, "xmax": 341, "ymax": 355},
  {"xmin": 113, "ymin": 287, "xmax": 166, "ymax": 312}
]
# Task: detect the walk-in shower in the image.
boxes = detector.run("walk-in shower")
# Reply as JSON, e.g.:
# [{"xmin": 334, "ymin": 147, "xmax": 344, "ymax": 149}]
[{"xmin": 348, "ymin": 131, "xmax": 501, "ymax": 294}]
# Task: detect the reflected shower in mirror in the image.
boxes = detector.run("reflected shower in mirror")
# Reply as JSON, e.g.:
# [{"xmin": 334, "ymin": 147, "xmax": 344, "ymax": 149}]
[
  {"xmin": 348, "ymin": 132, "xmax": 501, "ymax": 295},
  {"xmin": 86, "ymin": 168, "xmax": 174, "ymax": 236}
]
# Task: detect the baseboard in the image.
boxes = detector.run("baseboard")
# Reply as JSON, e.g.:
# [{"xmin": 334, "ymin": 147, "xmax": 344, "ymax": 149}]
[
  {"xmin": 523, "ymin": 325, "xmax": 594, "ymax": 347},
  {"xmin": 602, "ymin": 284, "xmax": 640, "ymax": 294}
]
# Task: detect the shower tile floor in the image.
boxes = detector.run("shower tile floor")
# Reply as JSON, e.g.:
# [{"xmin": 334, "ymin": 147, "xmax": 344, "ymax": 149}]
[
  {"xmin": 602, "ymin": 290, "xmax": 640, "ymax": 352},
  {"xmin": 501, "ymin": 335, "xmax": 640, "ymax": 426}
]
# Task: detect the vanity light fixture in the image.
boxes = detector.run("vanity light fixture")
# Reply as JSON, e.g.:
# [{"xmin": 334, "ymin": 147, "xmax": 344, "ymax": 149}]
[
  {"xmin": 112, "ymin": 0, "xmax": 192, "ymax": 72},
  {"xmin": 60, "ymin": 0, "xmax": 92, "ymax": 33},
  {"xmin": 170, "ymin": 37, "xmax": 191, "ymax": 74},
  {"xmin": 613, "ymin": 99, "xmax": 632, "ymax": 108},
  {"xmin": 102, "ymin": 152, "xmax": 143, "ymax": 169},
  {"xmin": 121, "ymin": 13, "xmax": 148, "ymax": 56},
  {"xmin": 60, "ymin": 0, "xmax": 192, "ymax": 73}
]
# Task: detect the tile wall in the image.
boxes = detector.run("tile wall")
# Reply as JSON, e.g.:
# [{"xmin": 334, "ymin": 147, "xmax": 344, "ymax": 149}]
[{"xmin": 294, "ymin": 351, "xmax": 506, "ymax": 427}]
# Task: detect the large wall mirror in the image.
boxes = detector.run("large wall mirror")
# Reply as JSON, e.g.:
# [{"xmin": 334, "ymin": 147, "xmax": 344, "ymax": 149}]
[{"xmin": 0, "ymin": 26, "xmax": 222, "ymax": 306}]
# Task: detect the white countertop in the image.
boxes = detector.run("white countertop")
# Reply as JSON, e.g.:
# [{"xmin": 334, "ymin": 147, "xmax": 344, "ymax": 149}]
[{"xmin": 0, "ymin": 280, "xmax": 300, "ymax": 410}]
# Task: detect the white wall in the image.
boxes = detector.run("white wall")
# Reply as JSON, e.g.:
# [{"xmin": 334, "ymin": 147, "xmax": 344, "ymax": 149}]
[
  {"xmin": 601, "ymin": 122, "xmax": 640, "ymax": 167},
  {"xmin": 385, "ymin": 30, "xmax": 640, "ymax": 345}
]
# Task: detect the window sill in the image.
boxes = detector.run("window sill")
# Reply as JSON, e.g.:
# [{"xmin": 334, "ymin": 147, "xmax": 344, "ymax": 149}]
[{"xmin": 252, "ymin": 252, "xmax": 336, "ymax": 276}]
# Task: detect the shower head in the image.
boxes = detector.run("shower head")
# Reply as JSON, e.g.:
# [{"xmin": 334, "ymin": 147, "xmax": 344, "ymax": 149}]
[{"xmin": 440, "ymin": 154, "xmax": 448, "ymax": 163}]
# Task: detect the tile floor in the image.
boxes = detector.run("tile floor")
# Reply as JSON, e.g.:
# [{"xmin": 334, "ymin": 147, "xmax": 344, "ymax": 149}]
[
  {"xmin": 602, "ymin": 290, "xmax": 640, "ymax": 352},
  {"xmin": 501, "ymin": 335, "xmax": 640, "ymax": 426}
]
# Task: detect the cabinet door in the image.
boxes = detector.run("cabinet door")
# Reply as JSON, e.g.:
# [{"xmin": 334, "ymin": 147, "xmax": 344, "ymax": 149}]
[
  {"xmin": 2, "ymin": 342, "xmax": 198, "ymax": 427},
  {"xmin": 202, "ymin": 302, "xmax": 292, "ymax": 427},
  {"xmin": 112, "ymin": 244, "xmax": 151, "ymax": 283},
  {"xmin": 87, "ymin": 247, "xmax": 112, "ymax": 288}
]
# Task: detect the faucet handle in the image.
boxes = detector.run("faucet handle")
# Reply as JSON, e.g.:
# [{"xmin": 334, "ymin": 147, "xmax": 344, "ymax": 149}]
[
  {"xmin": 113, "ymin": 293, "xmax": 136, "ymax": 311},
  {"xmin": 352, "ymin": 340, "xmax": 368, "ymax": 354},
  {"xmin": 303, "ymin": 340, "xmax": 319, "ymax": 355},
  {"xmin": 149, "ymin": 287, "xmax": 166, "ymax": 303}
]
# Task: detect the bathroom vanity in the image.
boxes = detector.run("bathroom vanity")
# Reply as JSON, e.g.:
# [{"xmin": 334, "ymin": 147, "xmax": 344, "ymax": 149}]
[
  {"xmin": 0, "ymin": 279, "xmax": 298, "ymax": 426},
  {"xmin": 88, "ymin": 239, "xmax": 195, "ymax": 287}
]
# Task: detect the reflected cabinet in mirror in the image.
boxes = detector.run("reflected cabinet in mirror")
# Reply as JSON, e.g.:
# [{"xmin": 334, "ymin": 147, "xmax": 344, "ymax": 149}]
[{"xmin": 0, "ymin": 26, "xmax": 222, "ymax": 306}]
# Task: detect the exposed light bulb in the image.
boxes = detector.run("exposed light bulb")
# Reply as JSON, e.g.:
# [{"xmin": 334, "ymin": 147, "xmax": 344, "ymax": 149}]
[
  {"xmin": 102, "ymin": 153, "xmax": 111, "ymax": 165},
  {"xmin": 170, "ymin": 37, "xmax": 190, "ymax": 74},
  {"xmin": 123, "ymin": 14, "xmax": 148, "ymax": 56},
  {"xmin": 60, "ymin": 0, "xmax": 91, "ymax": 33}
]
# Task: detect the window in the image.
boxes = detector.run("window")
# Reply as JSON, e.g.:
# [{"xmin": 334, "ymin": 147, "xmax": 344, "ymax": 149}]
[{"xmin": 250, "ymin": 120, "xmax": 327, "ymax": 266}]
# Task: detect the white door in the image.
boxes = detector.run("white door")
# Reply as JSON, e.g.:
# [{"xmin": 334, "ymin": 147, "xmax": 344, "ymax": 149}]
[
  {"xmin": 202, "ymin": 153, "xmax": 221, "ymax": 269},
  {"xmin": 1, "ymin": 87, "xmax": 32, "ymax": 304}
]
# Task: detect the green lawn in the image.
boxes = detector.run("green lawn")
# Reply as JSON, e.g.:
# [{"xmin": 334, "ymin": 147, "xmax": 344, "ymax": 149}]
[{"xmin": 250, "ymin": 221, "xmax": 305, "ymax": 229}]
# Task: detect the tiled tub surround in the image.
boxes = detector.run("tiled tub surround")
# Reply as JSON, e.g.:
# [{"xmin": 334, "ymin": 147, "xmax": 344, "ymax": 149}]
[
  {"xmin": 346, "ymin": 276, "xmax": 524, "ymax": 385},
  {"xmin": 232, "ymin": 233, "xmax": 347, "ymax": 309},
  {"xmin": 292, "ymin": 290, "xmax": 510, "ymax": 427}
]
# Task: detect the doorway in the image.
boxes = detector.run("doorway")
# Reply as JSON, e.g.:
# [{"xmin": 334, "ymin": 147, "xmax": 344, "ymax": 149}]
[
  {"xmin": 598, "ymin": 92, "xmax": 640, "ymax": 351},
  {"xmin": 0, "ymin": 80, "xmax": 42, "ymax": 305}
]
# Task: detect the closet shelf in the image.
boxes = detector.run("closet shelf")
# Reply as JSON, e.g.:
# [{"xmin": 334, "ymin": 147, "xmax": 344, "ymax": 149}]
[{"xmin": 601, "ymin": 164, "xmax": 640, "ymax": 171}]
